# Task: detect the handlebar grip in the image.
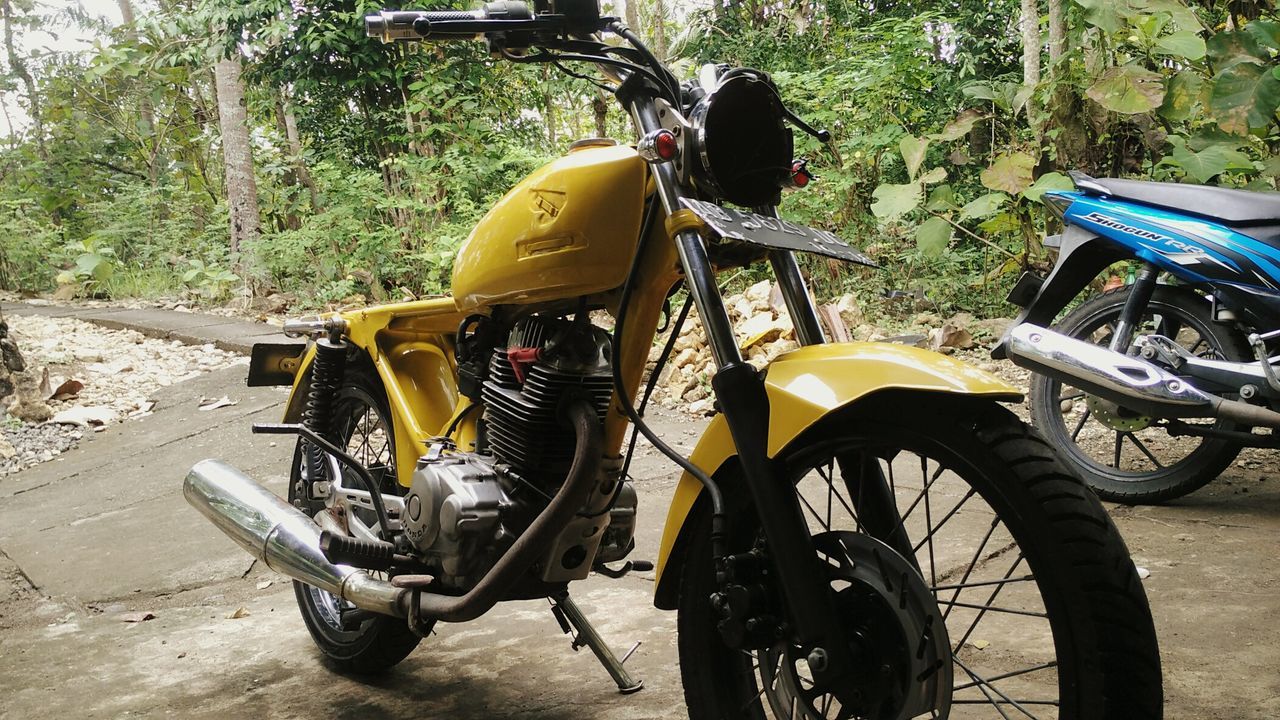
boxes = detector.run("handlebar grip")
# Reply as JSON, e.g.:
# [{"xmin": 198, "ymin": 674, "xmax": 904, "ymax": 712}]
[{"xmin": 365, "ymin": 9, "xmax": 485, "ymax": 42}]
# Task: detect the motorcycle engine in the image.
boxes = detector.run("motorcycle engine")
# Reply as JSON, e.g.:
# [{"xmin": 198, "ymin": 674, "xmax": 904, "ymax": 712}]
[{"xmin": 402, "ymin": 315, "xmax": 638, "ymax": 590}]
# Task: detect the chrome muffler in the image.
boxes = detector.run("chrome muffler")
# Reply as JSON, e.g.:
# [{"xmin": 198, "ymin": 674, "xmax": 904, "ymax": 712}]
[
  {"xmin": 1004, "ymin": 323, "xmax": 1280, "ymax": 429},
  {"xmin": 183, "ymin": 459, "xmax": 406, "ymax": 618}
]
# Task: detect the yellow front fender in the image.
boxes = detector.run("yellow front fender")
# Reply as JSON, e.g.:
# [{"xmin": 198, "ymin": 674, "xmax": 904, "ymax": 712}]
[{"xmin": 651, "ymin": 342, "xmax": 1019, "ymax": 609}]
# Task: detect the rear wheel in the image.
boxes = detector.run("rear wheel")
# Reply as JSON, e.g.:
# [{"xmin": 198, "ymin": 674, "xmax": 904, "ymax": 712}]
[
  {"xmin": 288, "ymin": 364, "xmax": 424, "ymax": 673},
  {"xmin": 1029, "ymin": 285, "xmax": 1249, "ymax": 504},
  {"xmin": 678, "ymin": 396, "xmax": 1161, "ymax": 720}
]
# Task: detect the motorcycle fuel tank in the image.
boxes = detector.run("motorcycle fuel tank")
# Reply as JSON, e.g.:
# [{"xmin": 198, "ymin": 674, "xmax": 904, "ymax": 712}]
[{"xmin": 451, "ymin": 143, "xmax": 648, "ymax": 312}]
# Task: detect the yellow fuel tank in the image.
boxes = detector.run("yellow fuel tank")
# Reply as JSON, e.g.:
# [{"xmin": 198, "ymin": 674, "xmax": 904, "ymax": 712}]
[{"xmin": 451, "ymin": 143, "xmax": 648, "ymax": 312}]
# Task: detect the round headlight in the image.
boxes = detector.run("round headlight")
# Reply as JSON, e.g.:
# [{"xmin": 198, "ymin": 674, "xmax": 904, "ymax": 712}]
[{"xmin": 689, "ymin": 72, "xmax": 794, "ymax": 208}]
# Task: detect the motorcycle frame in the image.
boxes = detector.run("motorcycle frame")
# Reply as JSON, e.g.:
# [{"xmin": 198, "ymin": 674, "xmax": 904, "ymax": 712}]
[{"xmin": 264, "ymin": 35, "xmax": 1024, "ymax": 670}]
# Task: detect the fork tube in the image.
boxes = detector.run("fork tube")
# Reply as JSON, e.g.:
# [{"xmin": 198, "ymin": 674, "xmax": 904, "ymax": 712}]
[
  {"xmin": 768, "ymin": 250, "xmax": 826, "ymax": 346},
  {"xmin": 631, "ymin": 96, "xmax": 856, "ymax": 683},
  {"xmin": 1110, "ymin": 263, "xmax": 1158, "ymax": 353}
]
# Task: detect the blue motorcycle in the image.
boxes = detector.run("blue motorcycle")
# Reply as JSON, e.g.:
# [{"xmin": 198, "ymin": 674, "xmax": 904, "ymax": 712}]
[{"xmin": 998, "ymin": 171, "xmax": 1280, "ymax": 503}]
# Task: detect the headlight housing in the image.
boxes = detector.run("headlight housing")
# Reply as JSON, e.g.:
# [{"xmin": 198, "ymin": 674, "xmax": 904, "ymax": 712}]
[{"xmin": 689, "ymin": 72, "xmax": 794, "ymax": 208}]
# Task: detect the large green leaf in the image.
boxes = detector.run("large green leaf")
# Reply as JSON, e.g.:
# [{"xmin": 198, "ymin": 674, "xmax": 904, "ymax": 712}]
[
  {"xmin": 919, "ymin": 166, "xmax": 948, "ymax": 185},
  {"xmin": 871, "ymin": 183, "xmax": 922, "ymax": 220},
  {"xmin": 1144, "ymin": 0, "xmax": 1203, "ymax": 32},
  {"xmin": 1022, "ymin": 172, "xmax": 1076, "ymax": 202},
  {"xmin": 1159, "ymin": 69, "xmax": 1203, "ymax": 122},
  {"xmin": 959, "ymin": 192, "xmax": 1008, "ymax": 221},
  {"xmin": 1086, "ymin": 66, "xmax": 1166, "ymax": 114},
  {"xmin": 980, "ymin": 153, "xmax": 1035, "ymax": 195},
  {"xmin": 1207, "ymin": 30, "xmax": 1267, "ymax": 70},
  {"xmin": 1075, "ymin": 0, "xmax": 1125, "ymax": 33},
  {"xmin": 931, "ymin": 109, "xmax": 985, "ymax": 142},
  {"xmin": 915, "ymin": 217, "xmax": 952, "ymax": 257},
  {"xmin": 925, "ymin": 184, "xmax": 957, "ymax": 212},
  {"xmin": 1209, "ymin": 62, "xmax": 1280, "ymax": 135},
  {"xmin": 1154, "ymin": 31, "xmax": 1206, "ymax": 61},
  {"xmin": 899, "ymin": 135, "xmax": 930, "ymax": 179},
  {"xmin": 1165, "ymin": 136, "xmax": 1256, "ymax": 182},
  {"xmin": 1246, "ymin": 20, "xmax": 1280, "ymax": 52}
]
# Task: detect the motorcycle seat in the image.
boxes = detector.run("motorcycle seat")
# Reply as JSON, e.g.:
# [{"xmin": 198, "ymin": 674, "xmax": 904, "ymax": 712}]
[{"xmin": 1071, "ymin": 171, "xmax": 1280, "ymax": 227}]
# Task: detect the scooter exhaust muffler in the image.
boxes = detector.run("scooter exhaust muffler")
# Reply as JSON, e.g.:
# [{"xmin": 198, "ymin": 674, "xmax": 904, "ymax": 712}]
[
  {"xmin": 1004, "ymin": 323, "xmax": 1280, "ymax": 429},
  {"xmin": 183, "ymin": 459, "xmax": 405, "ymax": 618}
]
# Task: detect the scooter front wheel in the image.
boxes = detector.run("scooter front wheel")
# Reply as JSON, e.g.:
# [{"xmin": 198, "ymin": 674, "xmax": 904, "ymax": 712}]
[
  {"xmin": 1029, "ymin": 285, "xmax": 1249, "ymax": 504},
  {"xmin": 677, "ymin": 394, "xmax": 1161, "ymax": 720}
]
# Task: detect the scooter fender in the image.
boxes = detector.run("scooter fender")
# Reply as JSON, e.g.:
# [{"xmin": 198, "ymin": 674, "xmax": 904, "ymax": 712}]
[{"xmin": 651, "ymin": 342, "xmax": 1020, "ymax": 610}]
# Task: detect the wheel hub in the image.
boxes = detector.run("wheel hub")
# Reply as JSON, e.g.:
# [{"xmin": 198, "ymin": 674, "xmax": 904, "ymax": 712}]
[
  {"xmin": 763, "ymin": 531, "xmax": 951, "ymax": 720},
  {"xmin": 1085, "ymin": 394, "xmax": 1153, "ymax": 431}
]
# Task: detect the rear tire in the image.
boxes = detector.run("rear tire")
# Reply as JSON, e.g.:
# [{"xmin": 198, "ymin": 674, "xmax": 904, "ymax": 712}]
[
  {"xmin": 678, "ymin": 396, "xmax": 1161, "ymax": 719},
  {"xmin": 1029, "ymin": 285, "xmax": 1249, "ymax": 504},
  {"xmin": 288, "ymin": 363, "xmax": 423, "ymax": 673}
]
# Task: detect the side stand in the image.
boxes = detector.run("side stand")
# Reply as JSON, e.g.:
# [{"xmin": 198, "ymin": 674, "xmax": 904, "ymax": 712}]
[{"xmin": 549, "ymin": 592, "xmax": 644, "ymax": 694}]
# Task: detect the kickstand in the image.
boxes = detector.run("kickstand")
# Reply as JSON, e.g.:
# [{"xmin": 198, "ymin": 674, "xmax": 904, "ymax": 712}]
[{"xmin": 549, "ymin": 592, "xmax": 644, "ymax": 694}]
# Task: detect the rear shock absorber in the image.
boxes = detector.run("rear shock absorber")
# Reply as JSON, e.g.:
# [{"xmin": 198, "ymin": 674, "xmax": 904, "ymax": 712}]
[{"xmin": 301, "ymin": 334, "xmax": 350, "ymax": 485}]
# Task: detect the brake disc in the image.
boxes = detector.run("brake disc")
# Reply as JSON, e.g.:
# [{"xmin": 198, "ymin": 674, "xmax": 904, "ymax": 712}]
[
  {"xmin": 760, "ymin": 531, "xmax": 951, "ymax": 720},
  {"xmin": 1085, "ymin": 394, "xmax": 1153, "ymax": 431}
]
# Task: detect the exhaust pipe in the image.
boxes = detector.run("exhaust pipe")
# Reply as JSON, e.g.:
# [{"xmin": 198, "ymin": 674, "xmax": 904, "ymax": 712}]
[
  {"xmin": 184, "ymin": 459, "xmax": 405, "ymax": 617},
  {"xmin": 184, "ymin": 396, "xmax": 604, "ymax": 624},
  {"xmin": 1004, "ymin": 323, "xmax": 1280, "ymax": 428}
]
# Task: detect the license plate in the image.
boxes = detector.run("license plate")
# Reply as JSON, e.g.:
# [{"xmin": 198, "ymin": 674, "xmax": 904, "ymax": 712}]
[{"xmin": 681, "ymin": 199, "xmax": 877, "ymax": 267}]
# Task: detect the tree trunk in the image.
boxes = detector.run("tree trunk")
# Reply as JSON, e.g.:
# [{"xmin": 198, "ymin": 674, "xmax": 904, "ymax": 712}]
[
  {"xmin": 622, "ymin": 0, "xmax": 639, "ymax": 31},
  {"xmin": 1, "ymin": 0, "xmax": 41, "ymax": 154},
  {"xmin": 275, "ymin": 94, "xmax": 322, "ymax": 216},
  {"xmin": 1020, "ymin": 0, "xmax": 1042, "ymax": 142},
  {"xmin": 213, "ymin": 56, "xmax": 261, "ymax": 259},
  {"xmin": 593, "ymin": 90, "xmax": 609, "ymax": 138},
  {"xmin": 652, "ymin": 0, "xmax": 667, "ymax": 59},
  {"xmin": 1048, "ymin": 0, "xmax": 1066, "ymax": 65},
  {"xmin": 117, "ymin": 0, "xmax": 157, "ymax": 183}
]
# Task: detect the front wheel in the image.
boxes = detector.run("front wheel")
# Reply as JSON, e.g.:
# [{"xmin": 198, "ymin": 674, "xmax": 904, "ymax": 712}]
[{"xmin": 677, "ymin": 395, "xmax": 1161, "ymax": 720}]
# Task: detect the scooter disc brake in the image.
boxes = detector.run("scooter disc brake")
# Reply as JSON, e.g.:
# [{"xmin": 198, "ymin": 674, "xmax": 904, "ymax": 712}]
[{"xmin": 1085, "ymin": 394, "xmax": 1153, "ymax": 431}]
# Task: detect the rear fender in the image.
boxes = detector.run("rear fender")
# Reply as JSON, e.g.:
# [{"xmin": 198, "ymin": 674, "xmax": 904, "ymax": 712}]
[
  {"xmin": 991, "ymin": 225, "xmax": 1124, "ymax": 359},
  {"xmin": 281, "ymin": 298, "xmax": 472, "ymax": 488},
  {"xmin": 651, "ymin": 342, "xmax": 1020, "ymax": 610}
]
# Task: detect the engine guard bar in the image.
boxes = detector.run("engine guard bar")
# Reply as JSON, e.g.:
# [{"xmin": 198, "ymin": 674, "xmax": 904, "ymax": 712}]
[{"xmin": 1004, "ymin": 324, "xmax": 1280, "ymax": 429}]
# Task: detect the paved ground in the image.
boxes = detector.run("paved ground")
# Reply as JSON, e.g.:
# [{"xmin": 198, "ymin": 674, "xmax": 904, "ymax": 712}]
[{"xmin": 0, "ymin": 304, "xmax": 1277, "ymax": 719}]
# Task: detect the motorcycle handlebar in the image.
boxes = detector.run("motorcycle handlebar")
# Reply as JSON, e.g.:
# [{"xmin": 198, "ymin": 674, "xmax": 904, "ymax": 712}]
[{"xmin": 364, "ymin": 10, "xmax": 489, "ymax": 42}]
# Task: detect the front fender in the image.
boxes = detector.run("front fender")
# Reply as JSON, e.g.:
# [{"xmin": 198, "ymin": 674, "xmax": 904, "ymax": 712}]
[{"xmin": 651, "ymin": 342, "xmax": 1019, "ymax": 610}]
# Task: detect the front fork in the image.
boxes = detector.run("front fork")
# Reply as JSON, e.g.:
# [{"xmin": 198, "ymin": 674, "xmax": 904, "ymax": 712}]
[{"xmin": 631, "ymin": 98, "xmax": 856, "ymax": 687}]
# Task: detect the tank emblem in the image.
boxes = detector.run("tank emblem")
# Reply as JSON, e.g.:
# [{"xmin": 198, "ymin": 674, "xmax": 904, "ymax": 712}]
[{"xmin": 531, "ymin": 188, "xmax": 566, "ymax": 222}]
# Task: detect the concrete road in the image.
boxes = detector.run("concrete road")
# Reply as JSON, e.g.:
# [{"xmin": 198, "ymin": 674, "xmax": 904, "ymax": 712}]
[{"xmin": 1, "ymin": 349, "xmax": 1278, "ymax": 718}]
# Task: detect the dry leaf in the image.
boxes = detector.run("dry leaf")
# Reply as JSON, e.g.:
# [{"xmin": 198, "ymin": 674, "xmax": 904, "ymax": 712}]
[
  {"xmin": 227, "ymin": 607, "xmax": 250, "ymax": 619},
  {"xmin": 255, "ymin": 580, "xmax": 273, "ymax": 590},
  {"xmin": 37, "ymin": 367, "xmax": 50, "ymax": 397},
  {"xmin": 199, "ymin": 396, "xmax": 238, "ymax": 411},
  {"xmin": 120, "ymin": 612, "xmax": 156, "ymax": 623},
  {"xmin": 971, "ymin": 639, "xmax": 990, "ymax": 650},
  {"xmin": 49, "ymin": 378, "xmax": 84, "ymax": 401}
]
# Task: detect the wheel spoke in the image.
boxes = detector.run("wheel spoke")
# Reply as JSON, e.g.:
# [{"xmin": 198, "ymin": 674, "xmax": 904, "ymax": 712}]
[
  {"xmin": 953, "ymin": 655, "xmax": 1043, "ymax": 720},
  {"xmin": 953, "ymin": 661, "xmax": 1058, "ymax": 691},
  {"xmin": 912, "ymin": 488, "xmax": 977, "ymax": 555},
  {"xmin": 953, "ymin": 553, "xmax": 1026, "ymax": 653},
  {"xmin": 1124, "ymin": 432, "xmax": 1165, "ymax": 469},
  {"xmin": 1070, "ymin": 408, "xmax": 1092, "ymax": 441},
  {"xmin": 935, "ymin": 598, "xmax": 1048, "ymax": 618},
  {"xmin": 1058, "ymin": 390, "xmax": 1086, "ymax": 402},
  {"xmin": 921, "ymin": 456, "xmax": 938, "ymax": 589},
  {"xmin": 940, "ymin": 516, "xmax": 1002, "ymax": 623}
]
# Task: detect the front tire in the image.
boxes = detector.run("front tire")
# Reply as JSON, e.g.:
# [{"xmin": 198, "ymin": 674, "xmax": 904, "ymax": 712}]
[
  {"xmin": 1029, "ymin": 285, "xmax": 1249, "ymax": 504},
  {"xmin": 288, "ymin": 363, "xmax": 424, "ymax": 673},
  {"xmin": 678, "ymin": 396, "xmax": 1161, "ymax": 720}
]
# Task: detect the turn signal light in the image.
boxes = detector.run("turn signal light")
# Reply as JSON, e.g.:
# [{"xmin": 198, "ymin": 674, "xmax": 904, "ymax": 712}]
[
  {"xmin": 789, "ymin": 159, "xmax": 813, "ymax": 189},
  {"xmin": 638, "ymin": 129, "xmax": 680, "ymax": 163}
]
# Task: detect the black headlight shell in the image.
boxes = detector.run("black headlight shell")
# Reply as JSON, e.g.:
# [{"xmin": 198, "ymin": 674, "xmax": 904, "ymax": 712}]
[{"xmin": 689, "ymin": 72, "xmax": 794, "ymax": 208}]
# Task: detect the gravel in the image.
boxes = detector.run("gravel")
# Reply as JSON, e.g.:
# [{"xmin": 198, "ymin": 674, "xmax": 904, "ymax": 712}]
[{"xmin": 0, "ymin": 314, "xmax": 247, "ymax": 476}]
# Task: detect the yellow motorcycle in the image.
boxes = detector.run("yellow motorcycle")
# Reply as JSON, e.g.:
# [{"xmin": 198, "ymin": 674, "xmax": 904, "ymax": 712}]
[{"xmin": 185, "ymin": 2, "xmax": 1163, "ymax": 717}]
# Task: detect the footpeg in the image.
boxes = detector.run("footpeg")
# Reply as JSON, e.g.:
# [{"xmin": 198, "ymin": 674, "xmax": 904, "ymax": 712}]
[{"xmin": 549, "ymin": 592, "xmax": 644, "ymax": 694}]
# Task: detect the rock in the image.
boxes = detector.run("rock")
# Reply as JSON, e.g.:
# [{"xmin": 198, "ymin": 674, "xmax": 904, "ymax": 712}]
[
  {"xmin": 1, "ymin": 337, "xmax": 25, "ymax": 372},
  {"xmin": 730, "ymin": 296, "xmax": 754, "ymax": 321},
  {"xmin": 929, "ymin": 323, "xmax": 975, "ymax": 351},
  {"xmin": 72, "ymin": 349, "xmax": 104, "ymax": 363},
  {"xmin": 51, "ymin": 405, "xmax": 117, "ymax": 427},
  {"xmin": 9, "ymin": 396, "xmax": 52, "ymax": 423},
  {"xmin": 911, "ymin": 311, "xmax": 943, "ymax": 329},
  {"xmin": 51, "ymin": 284, "xmax": 78, "ymax": 301},
  {"xmin": 738, "ymin": 312, "xmax": 782, "ymax": 349},
  {"xmin": 835, "ymin": 294, "xmax": 865, "ymax": 329},
  {"xmin": 971, "ymin": 317, "xmax": 1014, "ymax": 340},
  {"xmin": 768, "ymin": 283, "xmax": 787, "ymax": 314},
  {"xmin": 0, "ymin": 436, "xmax": 15, "ymax": 459},
  {"xmin": 673, "ymin": 348, "xmax": 698, "ymax": 369},
  {"xmin": 744, "ymin": 280, "xmax": 772, "ymax": 306},
  {"xmin": 688, "ymin": 398, "xmax": 713, "ymax": 415}
]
